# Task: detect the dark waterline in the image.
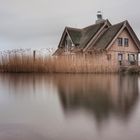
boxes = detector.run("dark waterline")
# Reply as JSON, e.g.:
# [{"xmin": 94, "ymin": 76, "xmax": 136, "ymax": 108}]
[{"xmin": 0, "ymin": 74, "xmax": 140, "ymax": 140}]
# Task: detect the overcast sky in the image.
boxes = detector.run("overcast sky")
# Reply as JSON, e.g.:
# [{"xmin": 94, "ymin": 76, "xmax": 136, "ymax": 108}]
[{"xmin": 0, "ymin": 0, "xmax": 140, "ymax": 51}]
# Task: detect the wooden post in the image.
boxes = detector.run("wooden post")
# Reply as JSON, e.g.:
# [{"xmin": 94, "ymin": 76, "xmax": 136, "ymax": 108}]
[{"xmin": 33, "ymin": 50, "xmax": 36, "ymax": 62}]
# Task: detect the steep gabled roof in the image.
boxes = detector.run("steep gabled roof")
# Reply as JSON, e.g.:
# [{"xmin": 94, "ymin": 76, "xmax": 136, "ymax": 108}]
[
  {"xmin": 79, "ymin": 22, "xmax": 106, "ymax": 48},
  {"xmin": 54, "ymin": 19, "xmax": 140, "ymax": 56},
  {"xmin": 124, "ymin": 21, "xmax": 140, "ymax": 50},
  {"xmin": 90, "ymin": 20, "xmax": 140, "ymax": 51},
  {"xmin": 55, "ymin": 20, "xmax": 111, "ymax": 55},
  {"xmin": 65, "ymin": 21, "xmax": 105, "ymax": 48},
  {"xmin": 67, "ymin": 27, "xmax": 82, "ymax": 45},
  {"xmin": 92, "ymin": 21, "xmax": 124, "ymax": 50}
]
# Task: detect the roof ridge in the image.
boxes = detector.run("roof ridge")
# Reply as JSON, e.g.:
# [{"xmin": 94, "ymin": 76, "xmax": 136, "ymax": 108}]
[
  {"xmin": 66, "ymin": 19, "xmax": 111, "ymax": 31},
  {"xmin": 110, "ymin": 20, "xmax": 127, "ymax": 27},
  {"xmin": 82, "ymin": 20, "xmax": 106, "ymax": 30},
  {"xmin": 66, "ymin": 26, "xmax": 81, "ymax": 31}
]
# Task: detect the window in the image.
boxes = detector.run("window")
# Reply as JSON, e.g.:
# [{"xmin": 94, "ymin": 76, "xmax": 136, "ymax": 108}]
[
  {"xmin": 117, "ymin": 38, "xmax": 123, "ymax": 46},
  {"xmin": 118, "ymin": 53, "xmax": 123, "ymax": 65},
  {"xmin": 118, "ymin": 53, "xmax": 123, "ymax": 61},
  {"xmin": 128, "ymin": 54, "xmax": 135, "ymax": 62},
  {"xmin": 117, "ymin": 38, "xmax": 129, "ymax": 47},
  {"xmin": 128, "ymin": 54, "xmax": 137, "ymax": 65},
  {"xmin": 124, "ymin": 38, "xmax": 129, "ymax": 47},
  {"xmin": 65, "ymin": 35, "xmax": 72, "ymax": 52}
]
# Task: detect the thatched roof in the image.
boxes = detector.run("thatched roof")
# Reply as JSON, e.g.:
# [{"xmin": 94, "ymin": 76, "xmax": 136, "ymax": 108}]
[
  {"xmin": 67, "ymin": 28, "xmax": 82, "ymax": 45},
  {"xmin": 66, "ymin": 21, "xmax": 105, "ymax": 48},
  {"xmin": 53, "ymin": 19, "xmax": 140, "ymax": 55},
  {"xmin": 93, "ymin": 21, "xmax": 124, "ymax": 50}
]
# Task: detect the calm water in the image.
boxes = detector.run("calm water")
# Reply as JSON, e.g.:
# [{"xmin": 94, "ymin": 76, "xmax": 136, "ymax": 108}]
[{"xmin": 0, "ymin": 74, "xmax": 140, "ymax": 140}]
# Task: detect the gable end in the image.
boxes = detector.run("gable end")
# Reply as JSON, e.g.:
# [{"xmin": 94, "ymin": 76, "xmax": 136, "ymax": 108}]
[{"xmin": 106, "ymin": 21, "xmax": 140, "ymax": 51}]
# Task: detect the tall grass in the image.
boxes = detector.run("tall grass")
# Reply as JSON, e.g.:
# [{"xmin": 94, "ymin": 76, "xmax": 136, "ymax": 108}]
[{"xmin": 0, "ymin": 50, "xmax": 119, "ymax": 73}]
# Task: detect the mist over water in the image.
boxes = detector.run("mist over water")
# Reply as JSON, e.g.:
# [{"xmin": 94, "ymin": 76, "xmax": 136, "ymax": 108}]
[{"xmin": 0, "ymin": 74, "xmax": 140, "ymax": 140}]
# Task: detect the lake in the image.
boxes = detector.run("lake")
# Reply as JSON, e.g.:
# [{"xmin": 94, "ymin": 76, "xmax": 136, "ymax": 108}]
[{"xmin": 0, "ymin": 74, "xmax": 140, "ymax": 140}]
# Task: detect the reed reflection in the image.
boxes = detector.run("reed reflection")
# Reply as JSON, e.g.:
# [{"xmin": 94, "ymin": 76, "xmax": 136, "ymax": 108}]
[{"xmin": 0, "ymin": 74, "xmax": 55, "ymax": 96}]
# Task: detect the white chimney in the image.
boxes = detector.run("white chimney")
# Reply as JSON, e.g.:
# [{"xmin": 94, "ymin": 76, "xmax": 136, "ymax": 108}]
[{"xmin": 96, "ymin": 11, "xmax": 105, "ymax": 24}]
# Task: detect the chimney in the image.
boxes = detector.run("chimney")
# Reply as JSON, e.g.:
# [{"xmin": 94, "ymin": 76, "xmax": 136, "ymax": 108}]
[{"xmin": 96, "ymin": 11, "xmax": 105, "ymax": 24}]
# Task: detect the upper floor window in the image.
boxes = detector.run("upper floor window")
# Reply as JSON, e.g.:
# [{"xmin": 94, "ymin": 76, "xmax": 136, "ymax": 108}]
[
  {"xmin": 117, "ymin": 38, "xmax": 123, "ymax": 46},
  {"xmin": 117, "ymin": 38, "xmax": 129, "ymax": 47},
  {"xmin": 124, "ymin": 38, "xmax": 129, "ymax": 47}
]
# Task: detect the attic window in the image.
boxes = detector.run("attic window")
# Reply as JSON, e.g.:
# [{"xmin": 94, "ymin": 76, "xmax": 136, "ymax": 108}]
[
  {"xmin": 124, "ymin": 38, "xmax": 129, "ymax": 47},
  {"xmin": 117, "ymin": 38, "xmax": 123, "ymax": 46}
]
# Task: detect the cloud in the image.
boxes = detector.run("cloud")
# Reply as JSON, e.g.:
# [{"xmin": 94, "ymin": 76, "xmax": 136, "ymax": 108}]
[{"xmin": 0, "ymin": 0, "xmax": 140, "ymax": 50}]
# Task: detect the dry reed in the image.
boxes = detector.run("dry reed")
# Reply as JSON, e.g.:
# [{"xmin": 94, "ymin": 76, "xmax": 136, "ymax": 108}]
[{"xmin": 0, "ymin": 50, "xmax": 119, "ymax": 73}]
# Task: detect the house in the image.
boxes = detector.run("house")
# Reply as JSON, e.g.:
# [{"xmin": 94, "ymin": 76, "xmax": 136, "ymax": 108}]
[{"xmin": 53, "ymin": 12, "xmax": 140, "ymax": 67}]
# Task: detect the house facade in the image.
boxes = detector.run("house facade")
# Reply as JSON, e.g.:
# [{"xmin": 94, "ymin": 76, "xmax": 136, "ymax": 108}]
[{"xmin": 53, "ymin": 13, "xmax": 140, "ymax": 68}]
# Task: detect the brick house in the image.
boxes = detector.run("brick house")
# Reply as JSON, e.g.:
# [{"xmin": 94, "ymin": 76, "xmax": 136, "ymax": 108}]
[{"xmin": 53, "ymin": 12, "xmax": 140, "ymax": 67}]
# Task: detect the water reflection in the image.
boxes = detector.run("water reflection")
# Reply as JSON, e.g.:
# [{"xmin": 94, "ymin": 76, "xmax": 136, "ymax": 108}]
[
  {"xmin": 0, "ymin": 74, "xmax": 139, "ymax": 140},
  {"xmin": 54, "ymin": 75, "xmax": 139, "ymax": 122},
  {"xmin": 0, "ymin": 74, "xmax": 139, "ymax": 123}
]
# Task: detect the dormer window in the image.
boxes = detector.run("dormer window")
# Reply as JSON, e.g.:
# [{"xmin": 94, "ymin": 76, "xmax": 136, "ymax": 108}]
[
  {"xmin": 117, "ymin": 38, "xmax": 123, "ymax": 46},
  {"xmin": 124, "ymin": 38, "xmax": 129, "ymax": 47}
]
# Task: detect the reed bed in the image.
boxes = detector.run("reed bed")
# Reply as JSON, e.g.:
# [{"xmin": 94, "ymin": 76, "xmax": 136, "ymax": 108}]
[{"xmin": 0, "ymin": 49, "xmax": 119, "ymax": 73}]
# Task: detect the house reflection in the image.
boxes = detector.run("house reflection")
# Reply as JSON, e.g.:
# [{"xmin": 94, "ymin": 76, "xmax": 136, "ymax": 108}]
[
  {"xmin": 54, "ymin": 74, "xmax": 139, "ymax": 122},
  {"xmin": 0, "ymin": 74, "xmax": 139, "ymax": 123}
]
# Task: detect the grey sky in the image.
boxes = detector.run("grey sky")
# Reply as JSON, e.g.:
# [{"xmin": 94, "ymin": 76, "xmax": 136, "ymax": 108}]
[{"xmin": 0, "ymin": 0, "xmax": 140, "ymax": 50}]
